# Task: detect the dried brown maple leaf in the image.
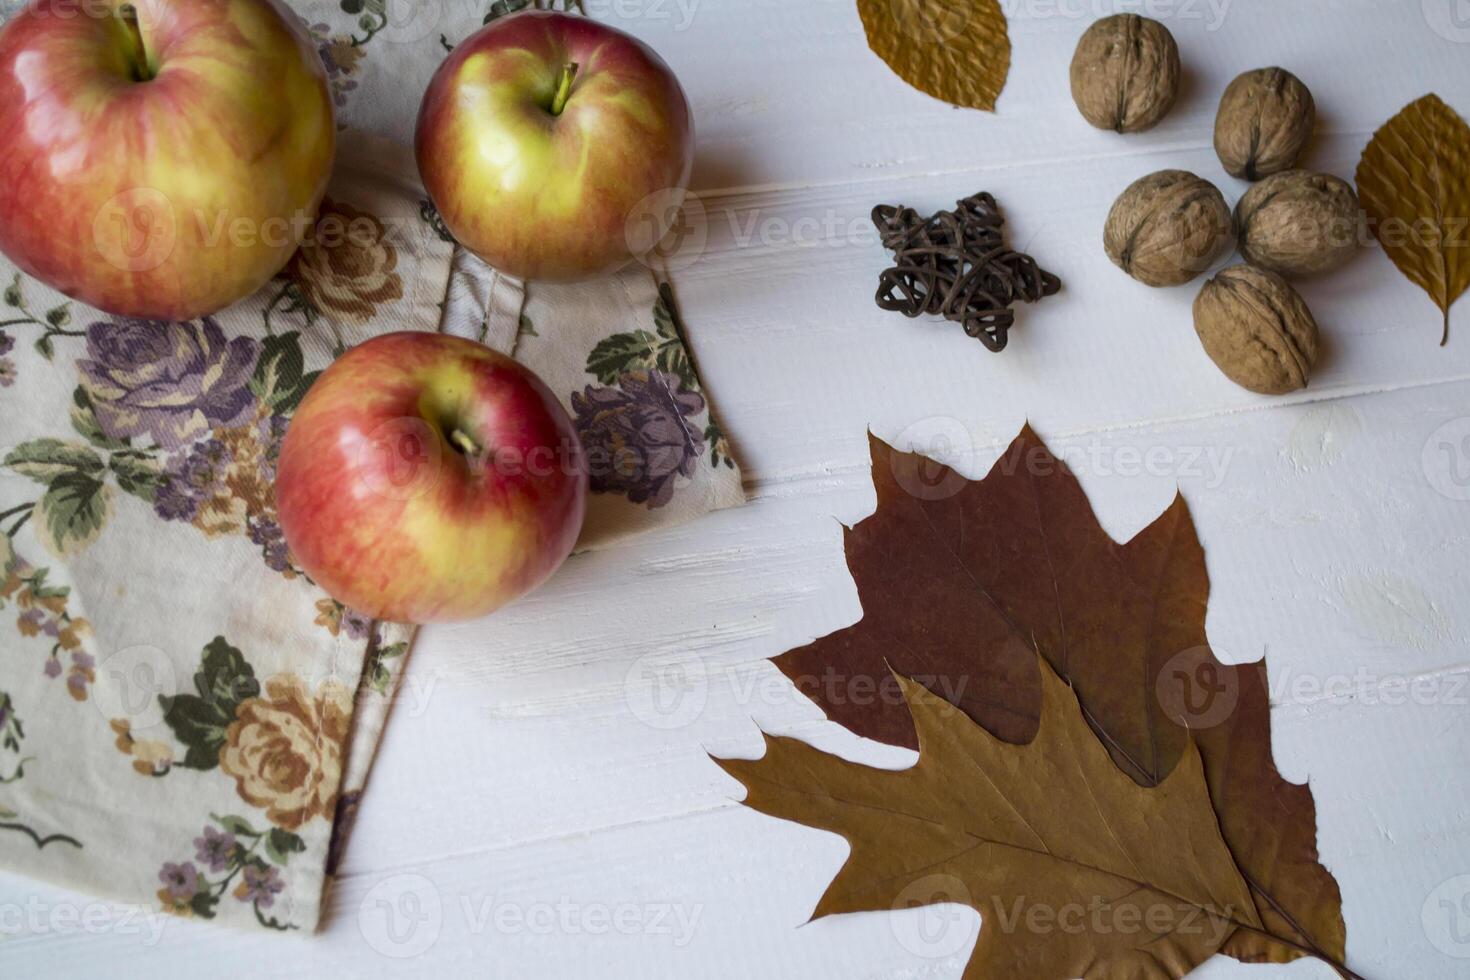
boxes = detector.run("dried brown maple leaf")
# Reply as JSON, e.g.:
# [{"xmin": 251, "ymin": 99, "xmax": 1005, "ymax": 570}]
[
  {"xmin": 776, "ymin": 427, "xmax": 1349, "ymax": 972},
  {"xmin": 856, "ymin": 0, "xmax": 1010, "ymax": 111},
  {"xmin": 1356, "ymin": 93, "xmax": 1470, "ymax": 345},
  {"xmin": 718, "ymin": 659, "xmax": 1266, "ymax": 979}
]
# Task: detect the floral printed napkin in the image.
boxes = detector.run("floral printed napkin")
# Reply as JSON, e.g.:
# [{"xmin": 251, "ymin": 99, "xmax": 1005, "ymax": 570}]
[
  {"xmin": 0, "ymin": 132, "xmax": 448, "ymax": 931},
  {"xmin": 0, "ymin": 0, "xmax": 745, "ymax": 930},
  {"xmin": 439, "ymin": 253, "xmax": 743, "ymax": 546}
]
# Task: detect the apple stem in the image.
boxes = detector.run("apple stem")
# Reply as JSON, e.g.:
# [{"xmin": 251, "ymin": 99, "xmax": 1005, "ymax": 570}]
[
  {"xmin": 449, "ymin": 428, "xmax": 483, "ymax": 460},
  {"xmin": 549, "ymin": 62, "xmax": 579, "ymax": 116},
  {"xmin": 118, "ymin": 4, "xmax": 154, "ymax": 82}
]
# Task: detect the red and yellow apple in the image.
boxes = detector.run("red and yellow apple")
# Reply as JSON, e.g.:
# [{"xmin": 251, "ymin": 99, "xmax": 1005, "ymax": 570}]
[
  {"xmin": 415, "ymin": 10, "xmax": 694, "ymax": 281},
  {"xmin": 0, "ymin": 0, "xmax": 335, "ymax": 320},
  {"xmin": 275, "ymin": 332, "xmax": 587, "ymax": 624}
]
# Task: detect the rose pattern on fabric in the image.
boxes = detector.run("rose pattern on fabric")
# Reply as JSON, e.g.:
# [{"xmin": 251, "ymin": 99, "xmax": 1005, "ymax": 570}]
[
  {"xmin": 2, "ymin": 313, "xmax": 328, "ymax": 606},
  {"xmin": 137, "ymin": 639, "xmax": 332, "ymax": 925},
  {"xmin": 573, "ymin": 289, "xmax": 737, "ymax": 507},
  {"xmin": 309, "ymin": 22, "xmax": 363, "ymax": 116},
  {"xmin": 361, "ymin": 630, "xmax": 410, "ymax": 696},
  {"xmin": 0, "ymin": 10, "xmax": 480, "ymax": 925},
  {"xmin": 2, "ymin": 543, "xmax": 96, "ymax": 699},
  {"xmin": 109, "ymin": 719, "xmax": 175, "ymax": 777},
  {"xmin": 218, "ymin": 674, "xmax": 353, "ymax": 832},
  {"xmin": 133, "ymin": 324, "xmax": 316, "ymax": 582},
  {"xmin": 0, "ymin": 684, "xmax": 81, "ymax": 850},
  {"xmin": 154, "ymin": 412, "xmax": 290, "ymax": 561},
  {"xmin": 299, "ymin": 0, "xmax": 407, "ymax": 123},
  {"xmin": 158, "ymin": 861, "xmax": 199, "ymax": 901},
  {"xmin": 0, "ymin": 691, "xmax": 18, "ymax": 751},
  {"xmin": 77, "ymin": 318, "xmax": 260, "ymax": 452},
  {"xmin": 285, "ymin": 197, "xmax": 403, "ymax": 327},
  {"xmin": 419, "ymin": 199, "xmax": 456, "ymax": 244},
  {"xmin": 146, "ymin": 639, "xmax": 352, "ymax": 834},
  {"xmin": 155, "ymin": 813, "xmax": 302, "ymax": 927},
  {"xmin": 0, "ymin": 274, "xmax": 83, "ymax": 380},
  {"xmin": 0, "ymin": 4, "xmax": 740, "ymax": 928},
  {"xmin": 0, "ymin": 330, "xmax": 14, "ymax": 387},
  {"xmin": 0, "ymin": 534, "xmax": 87, "ymax": 850},
  {"xmin": 572, "ymin": 370, "xmax": 706, "ymax": 509},
  {"xmin": 315, "ymin": 597, "xmax": 372, "ymax": 640},
  {"xmin": 195, "ymin": 825, "xmax": 236, "ymax": 873},
  {"xmin": 235, "ymin": 862, "xmax": 285, "ymax": 908}
]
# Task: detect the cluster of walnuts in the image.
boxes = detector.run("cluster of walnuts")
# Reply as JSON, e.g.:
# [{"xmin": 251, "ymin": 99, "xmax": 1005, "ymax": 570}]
[{"xmin": 1069, "ymin": 14, "xmax": 1363, "ymax": 395}]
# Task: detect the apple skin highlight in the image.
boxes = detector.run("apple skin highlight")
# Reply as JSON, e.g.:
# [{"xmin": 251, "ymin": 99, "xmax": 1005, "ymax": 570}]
[
  {"xmin": 275, "ymin": 333, "xmax": 588, "ymax": 624},
  {"xmin": 415, "ymin": 10, "xmax": 694, "ymax": 282},
  {"xmin": 0, "ymin": 0, "xmax": 335, "ymax": 320}
]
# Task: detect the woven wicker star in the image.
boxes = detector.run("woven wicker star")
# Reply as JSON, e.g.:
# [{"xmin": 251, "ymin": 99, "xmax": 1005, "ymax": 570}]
[{"xmin": 872, "ymin": 192, "xmax": 1061, "ymax": 352}]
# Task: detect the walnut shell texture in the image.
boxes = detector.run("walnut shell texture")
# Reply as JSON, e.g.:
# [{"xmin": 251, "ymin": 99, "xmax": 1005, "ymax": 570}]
[
  {"xmin": 1194, "ymin": 265, "xmax": 1319, "ymax": 394},
  {"xmin": 1069, "ymin": 14, "xmax": 1180, "ymax": 133},
  {"xmin": 1236, "ymin": 170, "xmax": 1361, "ymax": 277},
  {"xmin": 1214, "ymin": 67, "xmax": 1316, "ymax": 180},
  {"xmin": 1104, "ymin": 170, "xmax": 1234, "ymax": 287}
]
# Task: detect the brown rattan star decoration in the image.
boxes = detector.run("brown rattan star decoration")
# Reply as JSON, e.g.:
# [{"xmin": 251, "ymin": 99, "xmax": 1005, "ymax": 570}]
[{"xmin": 872, "ymin": 192, "xmax": 1060, "ymax": 351}]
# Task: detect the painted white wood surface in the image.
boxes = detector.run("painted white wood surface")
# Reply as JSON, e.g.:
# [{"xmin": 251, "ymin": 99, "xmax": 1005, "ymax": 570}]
[{"xmin": 7, "ymin": 1, "xmax": 1470, "ymax": 976}]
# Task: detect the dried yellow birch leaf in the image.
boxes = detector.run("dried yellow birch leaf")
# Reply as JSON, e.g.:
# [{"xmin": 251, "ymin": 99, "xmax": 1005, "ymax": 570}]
[
  {"xmin": 856, "ymin": 0, "xmax": 1010, "ymax": 110},
  {"xmin": 1356, "ymin": 93, "xmax": 1470, "ymax": 345}
]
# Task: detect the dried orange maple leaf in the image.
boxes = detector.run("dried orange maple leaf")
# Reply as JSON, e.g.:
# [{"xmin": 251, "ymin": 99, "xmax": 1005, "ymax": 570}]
[
  {"xmin": 718, "ymin": 659, "xmax": 1266, "ymax": 979},
  {"xmin": 775, "ymin": 427, "xmax": 1347, "ymax": 971}
]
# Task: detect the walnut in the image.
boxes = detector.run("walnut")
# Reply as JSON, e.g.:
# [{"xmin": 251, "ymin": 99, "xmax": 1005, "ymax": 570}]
[
  {"xmin": 1214, "ymin": 68, "xmax": 1315, "ymax": 180},
  {"xmin": 1069, "ymin": 14, "xmax": 1180, "ymax": 133},
  {"xmin": 1104, "ymin": 170, "xmax": 1234, "ymax": 287},
  {"xmin": 1193, "ymin": 265, "xmax": 1318, "ymax": 394},
  {"xmin": 1235, "ymin": 170, "xmax": 1360, "ymax": 277}
]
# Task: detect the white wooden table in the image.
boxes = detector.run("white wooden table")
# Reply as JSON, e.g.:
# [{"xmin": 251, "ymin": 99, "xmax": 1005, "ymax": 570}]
[{"xmin": 7, "ymin": 1, "xmax": 1470, "ymax": 976}]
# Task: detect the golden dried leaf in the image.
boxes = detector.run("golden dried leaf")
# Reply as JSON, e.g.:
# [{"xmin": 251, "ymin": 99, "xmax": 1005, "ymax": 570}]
[
  {"xmin": 776, "ymin": 428, "xmax": 1348, "ymax": 969},
  {"xmin": 1356, "ymin": 93, "xmax": 1470, "ymax": 345},
  {"xmin": 717, "ymin": 658, "xmax": 1263, "ymax": 979},
  {"xmin": 856, "ymin": 0, "xmax": 1010, "ymax": 111}
]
